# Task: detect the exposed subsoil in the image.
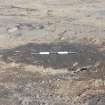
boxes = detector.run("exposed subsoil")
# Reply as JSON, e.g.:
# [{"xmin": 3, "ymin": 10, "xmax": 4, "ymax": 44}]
[
  {"xmin": 0, "ymin": 0, "xmax": 105, "ymax": 105},
  {"xmin": 0, "ymin": 42, "xmax": 105, "ymax": 70}
]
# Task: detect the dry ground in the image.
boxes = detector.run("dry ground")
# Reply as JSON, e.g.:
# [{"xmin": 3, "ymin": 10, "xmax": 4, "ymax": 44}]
[{"xmin": 0, "ymin": 0, "xmax": 105, "ymax": 105}]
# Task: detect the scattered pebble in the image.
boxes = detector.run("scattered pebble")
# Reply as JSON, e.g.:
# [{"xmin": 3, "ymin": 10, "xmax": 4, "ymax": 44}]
[
  {"xmin": 7, "ymin": 27, "xmax": 18, "ymax": 33},
  {"xmin": 73, "ymin": 62, "xmax": 78, "ymax": 67}
]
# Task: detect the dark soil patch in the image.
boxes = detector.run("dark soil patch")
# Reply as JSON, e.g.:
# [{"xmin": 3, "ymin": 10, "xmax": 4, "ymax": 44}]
[{"xmin": 0, "ymin": 42, "xmax": 105, "ymax": 70}]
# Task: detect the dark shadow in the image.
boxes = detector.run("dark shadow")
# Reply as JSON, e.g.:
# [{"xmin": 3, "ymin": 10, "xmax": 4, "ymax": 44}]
[{"xmin": 0, "ymin": 42, "xmax": 105, "ymax": 70}]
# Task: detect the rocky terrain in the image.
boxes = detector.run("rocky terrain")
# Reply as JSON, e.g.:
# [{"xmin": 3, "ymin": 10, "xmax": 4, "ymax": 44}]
[{"xmin": 0, "ymin": 0, "xmax": 105, "ymax": 105}]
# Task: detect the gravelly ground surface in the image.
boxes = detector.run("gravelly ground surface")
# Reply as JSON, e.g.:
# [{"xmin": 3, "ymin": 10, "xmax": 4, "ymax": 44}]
[
  {"xmin": 0, "ymin": 0, "xmax": 105, "ymax": 48},
  {"xmin": 0, "ymin": 61, "xmax": 105, "ymax": 105},
  {"xmin": 0, "ymin": 0, "xmax": 105, "ymax": 105}
]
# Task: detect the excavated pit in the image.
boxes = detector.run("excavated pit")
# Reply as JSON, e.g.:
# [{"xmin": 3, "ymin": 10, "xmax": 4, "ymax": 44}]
[{"xmin": 0, "ymin": 42, "xmax": 105, "ymax": 71}]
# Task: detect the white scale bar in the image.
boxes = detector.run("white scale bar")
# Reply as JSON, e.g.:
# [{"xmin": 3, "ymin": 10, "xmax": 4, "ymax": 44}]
[
  {"xmin": 57, "ymin": 51, "xmax": 77, "ymax": 54},
  {"xmin": 39, "ymin": 52, "xmax": 50, "ymax": 55},
  {"xmin": 31, "ymin": 52, "xmax": 50, "ymax": 55},
  {"xmin": 57, "ymin": 51, "xmax": 68, "ymax": 54},
  {"xmin": 32, "ymin": 51, "xmax": 77, "ymax": 55},
  {"xmin": 57, "ymin": 51, "xmax": 69, "ymax": 54}
]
